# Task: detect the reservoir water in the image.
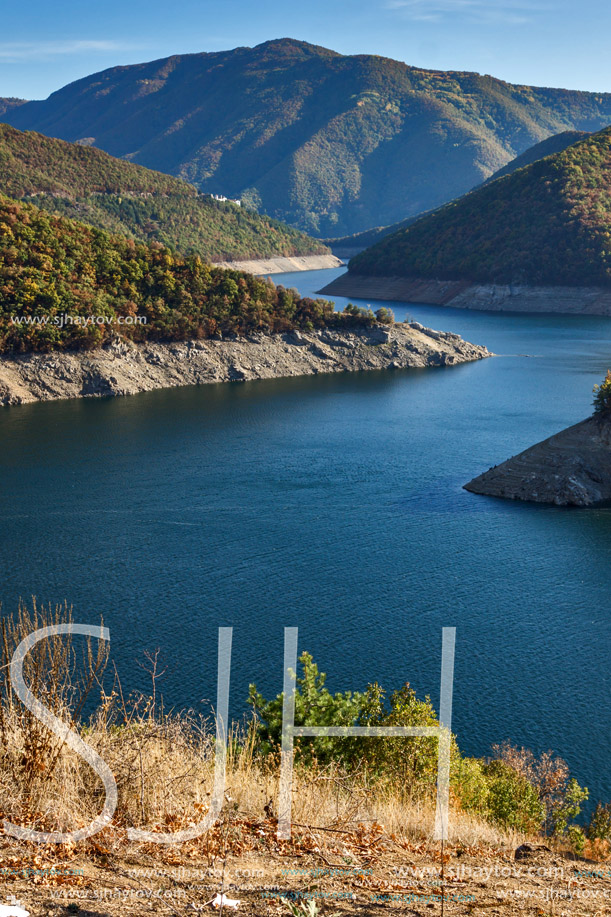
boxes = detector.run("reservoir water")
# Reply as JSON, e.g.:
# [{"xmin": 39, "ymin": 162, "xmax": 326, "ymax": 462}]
[{"xmin": 1, "ymin": 266, "xmax": 609, "ymax": 805}]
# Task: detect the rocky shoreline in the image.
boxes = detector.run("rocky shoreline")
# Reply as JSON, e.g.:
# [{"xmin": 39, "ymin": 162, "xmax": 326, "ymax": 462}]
[
  {"xmin": 320, "ymin": 273, "xmax": 611, "ymax": 315},
  {"xmin": 213, "ymin": 253, "xmax": 343, "ymax": 274},
  {"xmin": 465, "ymin": 413, "xmax": 611, "ymax": 506},
  {"xmin": 0, "ymin": 323, "xmax": 491, "ymax": 406}
]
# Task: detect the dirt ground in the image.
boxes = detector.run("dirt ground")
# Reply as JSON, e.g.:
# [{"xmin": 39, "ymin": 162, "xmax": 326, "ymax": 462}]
[{"xmin": 1, "ymin": 818, "xmax": 609, "ymax": 917}]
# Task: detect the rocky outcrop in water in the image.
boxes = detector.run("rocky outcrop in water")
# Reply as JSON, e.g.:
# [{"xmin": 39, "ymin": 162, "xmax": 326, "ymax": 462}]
[
  {"xmin": 0, "ymin": 323, "xmax": 491, "ymax": 406},
  {"xmin": 465, "ymin": 413, "xmax": 611, "ymax": 506}
]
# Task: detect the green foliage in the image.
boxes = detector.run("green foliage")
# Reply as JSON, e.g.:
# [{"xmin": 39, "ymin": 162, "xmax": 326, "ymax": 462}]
[
  {"xmin": 593, "ymin": 369, "xmax": 611, "ymax": 413},
  {"xmin": 549, "ymin": 778, "xmax": 589, "ymax": 837},
  {"xmin": 351, "ymin": 126, "xmax": 611, "ymax": 287},
  {"xmin": 5, "ymin": 39, "xmax": 611, "ymax": 236},
  {"xmin": 354, "ymin": 682, "xmax": 444, "ymax": 794},
  {"xmin": 342, "ymin": 303, "xmax": 377, "ymax": 327},
  {"xmin": 248, "ymin": 653, "xmax": 597, "ymax": 839},
  {"xmin": 0, "ymin": 195, "xmax": 364, "ymax": 354},
  {"xmin": 375, "ymin": 307, "xmax": 395, "ymax": 324},
  {"xmin": 482, "ymin": 131, "xmax": 591, "ymax": 184},
  {"xmin": 0, "ymin": 124, "xmax": 327, "ymax": 262},
  {"xmin": 248, "ymin": 652, "xmax": 367, "ymax": 764},
  {"xmin": 480, "ymin": 761, "xmax": 545, "ymax": 832},
  {"xmin": 452, "ymin": 756, "xmax": 545, "ymax": 833},
  {"xmin": 327, "ymin": 131, "xmax": 591, "ymax": 252},
  {"xmin": 452, "ymin": 756, "xmax": 491, "ymax": 813},
  {"xmin": 567, "ymin": 825, "xmax": 587, "ymax": 855},
  {"xmin": 248, "ymin": 651, "xmax": 444, "ymax": 797}
]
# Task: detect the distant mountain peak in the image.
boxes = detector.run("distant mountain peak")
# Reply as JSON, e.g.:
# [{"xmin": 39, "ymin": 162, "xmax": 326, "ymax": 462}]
[
  {"xmin": 4, "ymin": 42, "xmax": 611, "ymax": 237},
  {"xmin": 252, "ymin": 37, "xmax": 341, "ymax": 56}
]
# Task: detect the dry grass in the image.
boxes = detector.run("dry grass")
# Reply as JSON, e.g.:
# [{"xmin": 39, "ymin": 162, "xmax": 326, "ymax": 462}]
[
  {"xmin": 1, "ymin": 603, "xmax": 609, "ymax": 917},
  {"xmin": 0, "ymin": 601, "xmax": 517, "ymax": 851},
  {"xmin": 0, "ymin": 687, "xmax": 519, "ymax": 850}
]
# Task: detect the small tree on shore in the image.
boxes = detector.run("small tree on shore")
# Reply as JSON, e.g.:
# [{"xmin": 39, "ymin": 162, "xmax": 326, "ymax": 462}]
[
  {"xmin": 593, "ymin": 370, "xmax": 611, "ymax": 413},
  {"xmin": 375, "ymin": 307, "xmax": 394, "ymax": 324}
]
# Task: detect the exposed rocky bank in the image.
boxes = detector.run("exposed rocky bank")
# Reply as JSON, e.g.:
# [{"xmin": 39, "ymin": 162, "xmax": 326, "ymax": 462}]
[
  {"xmin": 320, "ymin": 273, "xmax": 611, "ymax": 315},
  {"xmin": 213, "ymin": 254, "xmax": 343, "ymax": 274},
  {"xmin": 0, "ymin": 323, "xmax": 491, "ymax": 406},
  {"xmin": 465, "ymin": 413, "xmax": 611, "ymax": 506}
]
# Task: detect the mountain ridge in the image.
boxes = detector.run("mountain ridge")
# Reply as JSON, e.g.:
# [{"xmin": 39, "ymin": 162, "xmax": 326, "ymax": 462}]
[
  {"xmin": 5, "ymin": 38, "xmax": 611, "ymax": 236},
  {"xmin": 482, "ymin": 129, "xmax": 590, "ymax": 183},
  {"xmin": 0, "ymin": 98, "xmax": 26, "ymax": 118}
]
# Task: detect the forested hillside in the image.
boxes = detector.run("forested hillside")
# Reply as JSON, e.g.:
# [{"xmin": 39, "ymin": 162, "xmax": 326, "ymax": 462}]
[
  {"xmin": 0, "ymin": 98, "xmax": 26, "ymax": 117},
  {"xmin": 327, "ymin": 130, "xmax": 594, "ymax": 254},
  {"xmin": 0, "ymin": 124, "xmax": 328, "ymax": 262},
  {"xmin": 349, "ymin": 127, "xmax": 611, "ymax": 287},
  {"xmin": 5, "ymin": 39, "xmax": 611, "ymax": 236},
  {"xmin": 0, "ymin": 194, "xmax": 355, "ymax": 355},
  {"xmin": 482, "ymin": 129, "xmax": 590, "ymax": 183}
]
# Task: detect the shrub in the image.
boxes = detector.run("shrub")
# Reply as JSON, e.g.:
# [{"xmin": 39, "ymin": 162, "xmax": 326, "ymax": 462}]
[
  {"xmin": 342, "ymin": 303, "xmax": 377, "ymax": 327},
  {"xmin": 248, "ymin": 650, "xmax": 448, "ymax": 800},
  {"xmin": 480, "ymin": 760, "xmax": 545, "ymax": 832},
  {"xmin": 248, "ymin": 651, "xmax": 366, "ymax": 764},
  {"xmin": 248, "ymin": 655, "xmax": 597, "ymax": 838},
  {"xmin": 593, "ymin": 369, "xmax": 611, "ymax": 413},
  {"xmin": 452, "ymin": 756, "xmax": 491, "ymax": 814},
  {"xmin": 587, "ymin": 801, "xmax": 611, "ymax": 840},
  {"xmin": 568, "ymin": 825, "xmax": 586, "ymax": 855},
  {"xmin": 549, "ymin": 777, "xmax": 589, "ymax": 838},
  {"xmin": 375, "ymin": 307, "xmax": 395, "ymax": 324}
]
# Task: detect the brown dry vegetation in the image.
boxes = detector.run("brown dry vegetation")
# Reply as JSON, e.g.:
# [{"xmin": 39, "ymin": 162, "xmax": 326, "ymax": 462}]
[{"xmin": 0, "ymin": 603, "xmax": 609, "ymax": 917}]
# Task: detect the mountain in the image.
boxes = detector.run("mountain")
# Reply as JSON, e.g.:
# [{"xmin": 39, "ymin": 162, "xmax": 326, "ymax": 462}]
[
  {"xmin": 5, "ymin": 39, "xmax": 611, "ymax": 237},
  {"xmin": 0, "ymin": 98, "xmax": 26, "ymax": 118},
  {"xmin": 0, "ymin": 124, "xmax": 327, "ymax": 262},
  {"xmin": 0, "ymin": 193, "xmax": 352, "ymax": 355},
  {"xmin": 348, "ymin": 127, "xmax": 611, "ymax": 288},
  {"xmin": 326, "ymin": 130, "xmax": 594, "ymax": 255}
]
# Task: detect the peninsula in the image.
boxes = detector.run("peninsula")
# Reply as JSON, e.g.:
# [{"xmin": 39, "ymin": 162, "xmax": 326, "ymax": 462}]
[
  {"xmin": 0, "ymin": 181, "xmax": 490, "ymax": 405},
  {"xmin": 323, "ymin": 127, "xmax": 611, "ymax": 314},
  {"xmin": 0, "ymin": 322, "xmax": 491, "ymax": 406},
  {"xmin": 465, "ymin": 410, "xmax": 611, "ymax": 506}
]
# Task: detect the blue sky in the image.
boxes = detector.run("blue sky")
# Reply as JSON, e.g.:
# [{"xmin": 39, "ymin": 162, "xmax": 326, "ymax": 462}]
[{"xmin": 2, "ymin": 0, "xmax": 611, "ymax": 100}]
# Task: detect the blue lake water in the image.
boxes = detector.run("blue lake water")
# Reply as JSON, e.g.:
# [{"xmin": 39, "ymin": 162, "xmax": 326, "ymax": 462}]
[{"xmin": 1, "ymin": 266, "xmax": 609, "ymax": 805}]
